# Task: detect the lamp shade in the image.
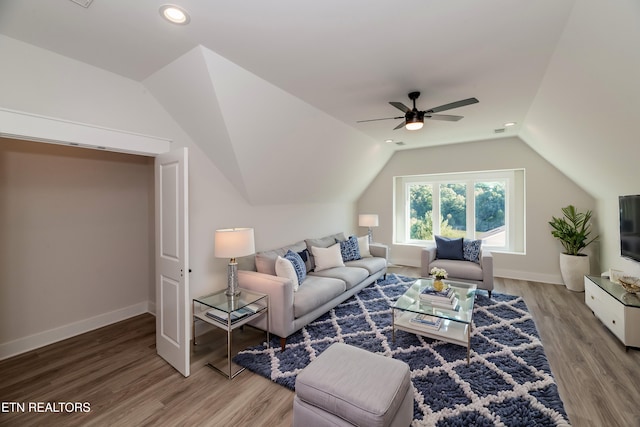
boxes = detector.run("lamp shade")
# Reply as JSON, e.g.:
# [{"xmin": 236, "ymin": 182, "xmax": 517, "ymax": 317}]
[
  {"xmin": 358, "ymin": 214, "xmax": 379, "ymax": 227},
  {"xmin": 214, "ymin": 228, "xmax": 255, "ymax": 258}
]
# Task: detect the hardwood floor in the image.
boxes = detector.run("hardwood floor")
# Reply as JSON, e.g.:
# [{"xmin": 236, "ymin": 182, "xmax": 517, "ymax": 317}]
[{"xmin": 1, "ymin": 266, "xmax": 639, "ymax": 426}]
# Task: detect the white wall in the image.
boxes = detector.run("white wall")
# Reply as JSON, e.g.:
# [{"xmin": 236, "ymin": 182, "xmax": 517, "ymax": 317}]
[
  {"xmin": 0, "ymin": 35, "xmax": 357, "ymax": 356},
  {"xmin": 358, "ymin": 137, "xmax": 597, "ymax": 284},
  {"xmin": 521, "ymin": 0, "xmax": 640, "ymax": 278}
]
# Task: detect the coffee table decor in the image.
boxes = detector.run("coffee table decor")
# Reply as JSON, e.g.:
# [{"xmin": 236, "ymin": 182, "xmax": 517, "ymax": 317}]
[{"xmin": 234, "ymin": 274, "xmax": 571, "ymax": 426}]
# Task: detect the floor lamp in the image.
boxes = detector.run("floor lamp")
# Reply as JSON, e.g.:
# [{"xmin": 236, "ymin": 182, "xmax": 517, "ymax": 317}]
[
  {"xmin": 215, "ymin": 228, "xmax": 255, "ymax": 297},
  {"xmin": 359, "ymin": 214, "xmax": 379, "ymax": 243}
]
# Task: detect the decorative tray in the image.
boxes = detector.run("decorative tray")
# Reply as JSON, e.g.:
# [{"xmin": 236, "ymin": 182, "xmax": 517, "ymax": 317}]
[{"xmin": 619, "ymin": 276, "xmax": 640, "ymax": 294}]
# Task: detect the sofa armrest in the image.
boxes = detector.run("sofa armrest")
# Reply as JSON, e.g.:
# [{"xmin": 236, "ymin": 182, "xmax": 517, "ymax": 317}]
[
  {"xmin": 480, "ymin": 249, "xmax": 494, "ymax": 290},
  {"xmin": 238, "ymin": 270, "xmax": 294, "ymax": 339},
  {"xmin": 421, "ymin": 246, "xmax": 437, "ymax": 277},
  {"xmin": 369, "ymin": 243, "xmax": 389, "ymax": 260}
]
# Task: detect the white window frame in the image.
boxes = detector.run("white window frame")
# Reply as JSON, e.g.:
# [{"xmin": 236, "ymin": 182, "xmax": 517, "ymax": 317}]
[{"xmin": 394, "ymin": 169, "xmax": 525, "ymax": 253}]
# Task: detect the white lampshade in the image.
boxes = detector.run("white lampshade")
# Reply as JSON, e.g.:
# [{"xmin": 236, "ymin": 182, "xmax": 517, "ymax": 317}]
[
  {"xmin": 214, "ymin": 228, "xmax": 255, "ymax": 259},
  {"xmin": 358, "ymin": 214, "xmax": 379, "ymax": 227}
]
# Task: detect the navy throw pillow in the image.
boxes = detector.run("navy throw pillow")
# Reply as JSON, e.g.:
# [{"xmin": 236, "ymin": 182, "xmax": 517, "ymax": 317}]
[
  {"xmin": 435, "ymin": 236, "xmax": 464, "ymax": 260},
  {"xmin": 338, "ymin": 235, "xmax": 361, "ymax": 262},
  {"xmin": 463, "ymin": 239, "xmax": 482, "ymax": 263},
  {"xmin": 284, "ymin": 250, "xmax": 307, "ymax": 284}
]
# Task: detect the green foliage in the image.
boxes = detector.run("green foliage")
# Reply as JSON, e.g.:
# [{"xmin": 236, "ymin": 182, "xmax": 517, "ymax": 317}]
[
  {"xmin": 409, "ymin": 181, "xmax": 506, "ymax": 240},
  {"xmin": 475, "ymin": 183, "xmax": 505, "ymax": 232},
  {"xmin": 548, "ymin": 205, "xmax": 598, "ymax": 256},
  {"xmin": 410, "ymin": 184, "xmax": 432, "ymax": 221},
  {"xmin": 411, "ymin": 210, "xmax": 433, "ymax": 240},
  {"xmin": 440, "ymin": 184, "xmax": 466, "ymax": 229}
]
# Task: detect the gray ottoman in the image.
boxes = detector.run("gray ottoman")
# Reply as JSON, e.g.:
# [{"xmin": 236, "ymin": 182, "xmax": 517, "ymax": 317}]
[{"xmin": 293, "ymin": 343, "xmax": 413, "ymax": 427}]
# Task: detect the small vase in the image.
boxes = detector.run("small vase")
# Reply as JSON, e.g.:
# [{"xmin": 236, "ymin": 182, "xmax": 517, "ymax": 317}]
[{"xmin": 433, "ymin": 279, "xmax": 445, "ymax": 291}]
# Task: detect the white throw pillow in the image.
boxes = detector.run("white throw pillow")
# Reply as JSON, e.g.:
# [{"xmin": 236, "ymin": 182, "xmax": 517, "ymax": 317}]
[
  {"xmin": 275, "ymin": 256, "xmax": 299, "ymax": 291},
  {"xmin": 312, "ymin": 244, "xmax": 345, "ymax": 272},
  {"xmin": 358, "ymin": 236, "xmax": 372, "ymax": 258}
]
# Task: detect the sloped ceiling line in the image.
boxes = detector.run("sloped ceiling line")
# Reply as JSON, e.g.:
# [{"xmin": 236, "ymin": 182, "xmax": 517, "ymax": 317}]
[
  {"xmin": 143, "ymin": 45, "xmax": 250, "ymax": 201},
  {"xmin": 145, "ymin": 45, "xmax": 393, "ymax": 206}
]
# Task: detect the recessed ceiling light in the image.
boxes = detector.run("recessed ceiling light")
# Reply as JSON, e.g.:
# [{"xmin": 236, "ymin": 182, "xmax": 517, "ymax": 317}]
[
  {"xmin": 385, "ymin": 139, "xmax": 393, "ymax": 143},
  {"xmin": 504, "ymin": 122, "xmax": 517, "ymax": 127},
  {"xmin": 159, "ymin": 5, "xmax": 190, "ymax": 25}
]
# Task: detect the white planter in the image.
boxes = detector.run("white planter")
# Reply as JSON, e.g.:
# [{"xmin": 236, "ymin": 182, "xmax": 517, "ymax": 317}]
[{"xmin": 559, "ymin": 253, "xmax": 590, "ymax": 292}]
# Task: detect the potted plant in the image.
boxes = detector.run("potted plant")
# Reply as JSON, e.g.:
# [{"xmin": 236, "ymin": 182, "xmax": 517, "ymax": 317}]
[{"xmin": 549, "ymin": 205, "xmax": 598, "ymax": 291}]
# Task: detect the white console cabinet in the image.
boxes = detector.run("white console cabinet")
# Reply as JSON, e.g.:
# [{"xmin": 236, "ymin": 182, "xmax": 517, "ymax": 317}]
[{"xmin": 584, "ymin": 276, "xmax": 640, "ymax": 348}]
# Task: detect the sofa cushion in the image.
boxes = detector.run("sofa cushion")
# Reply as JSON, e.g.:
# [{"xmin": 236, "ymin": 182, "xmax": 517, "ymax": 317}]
[
  {"xmin": 345, "ymin": 257, "xmax": 386, "ymax": 275},
  {"xmin": 309, "ymin": 266, "xmax": 369, "ymax": 290},
  {"xmin": 338, "ymin": 235, "xmax": 361, "ymax": 262},
  {"xmin": 435, "ymin": 235, "xmax": 464, "ymax": 260},
  {"xmin": 275, "ymin": 256, "xmax": 299, "ymax": 291},
  {"xmin": 431, "ymin": 259, "xmax": 483, "ymax": 281},
  {"xmin": 357, "ymin": 236, "xmax": 372, "ymax": 258},
  {"xmin": 306, "ymin": 233, "xmax": 347, "ymax": 269},
  {"xmin": 285, "ymin": 250, "xmax": 307, "ymax": 284},
  {"xmin": 311, "ymin": 244, "xmax": 345, "ymax": 272},
  {"xmin": 255, "ymin": 240, "xmax": 308, "ymax": 276},
  {"xmin": 294, "ymin": 276, "xmax": 346, "ymax": 318},
  {"xmin": 463, "ymin": 239, "xmax": 482, "ymax": 263}
]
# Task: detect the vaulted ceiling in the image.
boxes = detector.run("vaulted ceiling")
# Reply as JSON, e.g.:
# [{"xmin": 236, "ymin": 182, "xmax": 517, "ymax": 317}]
[{"xmin": 0, "ymin": 0, "xmax": 638, "ymax": 204}]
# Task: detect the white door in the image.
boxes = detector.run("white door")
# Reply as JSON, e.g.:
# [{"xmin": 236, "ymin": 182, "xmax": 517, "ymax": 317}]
[{"xmin": 155, "ymin": 147, "xmax": 190, "ymax": 377}]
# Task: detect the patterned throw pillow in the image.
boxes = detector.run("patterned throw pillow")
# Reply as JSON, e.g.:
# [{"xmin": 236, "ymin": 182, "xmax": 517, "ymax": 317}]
[
  {"xmin": 463, "ymin": 239, "xmax": 482, "ymax": 263},
  {"xmin": 338, "ymin": 235, "xmax": 361, "ymax": 262},
  {"xmin": 284, "ymin": 250, "xmax": 307, "ymax": 284}
]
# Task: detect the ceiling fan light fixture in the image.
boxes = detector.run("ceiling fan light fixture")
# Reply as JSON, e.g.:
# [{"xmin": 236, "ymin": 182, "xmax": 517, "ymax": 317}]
[{"xmin": 405, "ymin": 118, "xmax": 424, "ymax": 131}]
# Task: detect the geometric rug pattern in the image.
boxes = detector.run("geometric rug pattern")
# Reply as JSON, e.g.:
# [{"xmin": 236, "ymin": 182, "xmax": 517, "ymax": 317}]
[{"xmin": 234, "ymin": 274, "xmax": 571, "ymax": 426}]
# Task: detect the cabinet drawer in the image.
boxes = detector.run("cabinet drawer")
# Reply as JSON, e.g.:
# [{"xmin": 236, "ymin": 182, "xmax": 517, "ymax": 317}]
[{"xmin": 585, "ymin": 280, "xmax": 625, "ymax": 341}]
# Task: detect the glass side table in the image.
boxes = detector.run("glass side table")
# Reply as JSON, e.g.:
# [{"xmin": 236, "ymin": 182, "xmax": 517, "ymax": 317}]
[{"xmin": 193, "ymin": 288, "xmax": 269, "ymax": 379}]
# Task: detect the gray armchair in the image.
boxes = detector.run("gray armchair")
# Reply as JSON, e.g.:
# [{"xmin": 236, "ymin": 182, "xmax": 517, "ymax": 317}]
[{"xmin": 421, "ymin": 245, "xmax": 494, "ymax": 297}]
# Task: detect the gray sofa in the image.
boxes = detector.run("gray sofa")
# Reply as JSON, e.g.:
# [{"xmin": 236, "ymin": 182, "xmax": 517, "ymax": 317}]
[
  {"xmin": 238, "ymin": 232, "xmax": 388, "ymax": 350},
  {"xmin": 421, "ymin": 245, "xmax": 494, "ymax": 297}
]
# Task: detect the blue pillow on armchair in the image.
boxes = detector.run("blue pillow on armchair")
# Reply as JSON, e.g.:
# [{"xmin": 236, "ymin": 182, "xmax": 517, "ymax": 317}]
[
  {"xmin": 435, "ymin": 235, "xmax": 464, "ymax": 260},
  {"xmin": 463, "ymin": 239, "xmax": 482, "ymax": 263}
]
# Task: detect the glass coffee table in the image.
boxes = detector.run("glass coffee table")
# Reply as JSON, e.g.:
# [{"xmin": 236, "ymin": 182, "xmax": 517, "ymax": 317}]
[{"xmin": 391, "ymin": 278, "xmax": 477, "ymax": 364}]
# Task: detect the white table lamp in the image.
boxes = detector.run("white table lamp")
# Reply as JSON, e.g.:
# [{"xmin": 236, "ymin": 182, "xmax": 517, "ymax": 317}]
[
  {"xmin": 359, "ymin": 214, "xmax": 379, "ymax": 243},
  {"xmin": 215, "ymin": 228, "xmax": 255, "ymax": 296}
]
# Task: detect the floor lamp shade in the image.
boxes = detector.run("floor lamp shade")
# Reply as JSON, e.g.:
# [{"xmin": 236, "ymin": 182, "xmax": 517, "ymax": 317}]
[{"xmin": 215, "ymin": 228, "xmax": 255, "ymax": 296}]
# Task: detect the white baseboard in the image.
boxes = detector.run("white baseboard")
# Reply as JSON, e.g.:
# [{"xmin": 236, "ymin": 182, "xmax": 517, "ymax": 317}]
[
  {"xmin": 0, "ymin": 301, "xmax": 152, "ymax": 361},
  {"xmin": 495, "ymin": 269, "xmax": 563, "ymax": 285},
  {"xmin": 389, "ymin": 258, "xmax": 421, "ymax": 269},
  {"xmin": 147, "ymin": 301, "xmax": 156, "ymax": 316}
]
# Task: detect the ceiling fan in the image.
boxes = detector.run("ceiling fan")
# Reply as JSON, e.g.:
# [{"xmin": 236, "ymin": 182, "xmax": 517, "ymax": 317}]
[{"xmin": 357, "ymin": 92, "xmax": 479, "ymax": 130}]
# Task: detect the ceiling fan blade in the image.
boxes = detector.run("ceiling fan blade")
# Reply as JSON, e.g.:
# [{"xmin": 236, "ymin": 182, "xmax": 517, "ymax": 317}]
[
  {"xmin": 425, "ymin": 114, "xmax": 463, "ymax": 122},
  {"xmin": 393, "ymin": 121, "xmax": 406, "ymax": 130},
  {"xmin": 426, "ymin": 97, "xmax": 479, "ymax": 113},
  {"xmin": 357, "ymin": 116, "xmax": 404, "ymax": 123},
  {"xmin": 389, "ymin": 101, "xmax": 410, "ymax": 113}
]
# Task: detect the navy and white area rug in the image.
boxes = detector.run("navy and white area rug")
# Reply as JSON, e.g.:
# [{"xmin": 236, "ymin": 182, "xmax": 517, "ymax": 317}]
[{"xmin": 234, "ymin": 274, "xmax": 571, "ymax": 426}]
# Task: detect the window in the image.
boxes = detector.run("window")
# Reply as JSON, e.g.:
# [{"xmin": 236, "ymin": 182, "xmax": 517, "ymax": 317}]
[{"xmin": 395, "ymin": 169, "xmax": 525, "ymax": 253}]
